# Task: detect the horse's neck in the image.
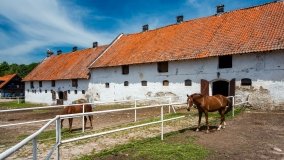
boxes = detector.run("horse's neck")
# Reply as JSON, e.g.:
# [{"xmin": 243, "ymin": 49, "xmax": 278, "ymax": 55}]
[{"xmin": 193, "ymin": 95, "xmax": 206, "ymax": 106}]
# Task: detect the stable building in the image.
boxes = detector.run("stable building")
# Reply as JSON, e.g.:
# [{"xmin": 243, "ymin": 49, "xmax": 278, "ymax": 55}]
[
  {"xmin": 23, "ymin": 44, "xmax": 107, "ymax": 105},
  {"xmin": 0, "ymin": 74, "xmax": 24, "ymax": 98},
  {"xmin": 88, "ymin": 1, "xmax": 284, "ymax": 109}
]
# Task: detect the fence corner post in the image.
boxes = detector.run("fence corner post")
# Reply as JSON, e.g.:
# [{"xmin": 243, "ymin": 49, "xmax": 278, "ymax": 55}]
[
  {"xmin": 82, "ymin": 104, "xmax": 85, "ymax": 133},
  {"xmin": 56, "ymin": 116, "xmax": 61, "ymax": 160},
  {"xmin": 134, "ymin": 99, "xmax": 137, "ymax": 122}
]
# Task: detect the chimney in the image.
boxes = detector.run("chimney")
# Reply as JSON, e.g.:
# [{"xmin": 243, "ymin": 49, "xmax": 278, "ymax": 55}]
[
  {"xmin": 176, "ymin": 15, "xmax": 183, "ymax": 23},
  {"xmin": 72, "ymin": 46, "xmax": 77, "ymax": 52},
  {"xmin": 57, "ymin": 50, "xmax": 62, "ymax": 55},
  {"xmin": 93, "ymin": 42, "xmax": 98, "ymax": 48},
  {"xmin": 46, "ymin": 49, "xmax": 53, "ymax": 57},
  {"xmin": 216, "ymin": 5, "xmax": 224, "ymax": 14},
  {"xmin": 142, "ymin": 24, "xmax": 148, "ymax": 32}
]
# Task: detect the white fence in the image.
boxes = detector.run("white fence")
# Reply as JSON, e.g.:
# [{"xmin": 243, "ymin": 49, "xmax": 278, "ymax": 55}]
[
  {"xmin": 0, "ymin": 95, "xmax": 248, "ymax": 159},
  {"xmin": 0, "ymin": 101, "xmax": 185, "ymax": 160}
]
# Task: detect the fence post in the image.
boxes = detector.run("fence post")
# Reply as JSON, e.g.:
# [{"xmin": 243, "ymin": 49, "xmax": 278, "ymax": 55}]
[
  {"xmin": 56, "ymin": 117, "xmax": 61, "ymax": 160},
  {"xmin": 161, "ymin": 105, "xmax": 164, "ymax": 140},
  {"xmin": 168, "ymin": 97, "xmax": 171, "ymax": 114},
  {"xmin": 232, "ymin": 96, "xmax": 235, "ymax": 117},
  {"xmin": 134, "ymin": 99, "xmax": 137, "ymax": 122},
  {"xmin": 17, "ymin": 97, "xmax": 20, "ymax": 104},
  {"xmin": 32, "ymin": 138, "xmax": 37, "ymax": 160},
  {"xmin": 82, "ymin": 104, "xmax": 85, "ymax": 133}
]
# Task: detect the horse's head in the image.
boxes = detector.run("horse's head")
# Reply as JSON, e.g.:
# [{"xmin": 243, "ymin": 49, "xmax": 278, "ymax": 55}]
[{"xmin": 187, "ymin": 94, "xmax": 194, "ymax": 111}]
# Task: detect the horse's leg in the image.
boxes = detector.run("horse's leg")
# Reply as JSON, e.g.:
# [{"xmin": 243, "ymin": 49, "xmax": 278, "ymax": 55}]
[
  {"xmin": 217, "ymin": 109, "xmax": 225, "ymax": 131},
  {"xmin": 89, "ymin": 115, "xmax": 93, "ymax": 129},
  {"xmin": 196, "ymin": 111, "xmax": 202, "ymax": 132},
  {"xmin": 69, "ymin": 118, "xmax": 73, "ymax": 132},
  {"xmin": 204, "ymin": 111, "xmax": 209, "ymax": 133},
  {"xmin": 222, "ymin": 109, "xmax": 226, "ymax": 129},
  {"xmin": 84, "ymin": 116, "xmax": 87, "ymax": 128},
  {"xmin": 61, "ymin": 119, "xmax": 64, "ymax": 129}
]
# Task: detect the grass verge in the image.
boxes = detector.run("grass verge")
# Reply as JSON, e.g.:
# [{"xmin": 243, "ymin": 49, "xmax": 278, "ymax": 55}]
[
  {"xmin": 78, "ymin": 132, "xmax": 209, "ymax": 160},
  {"xmin": 0, "ymin": 101, "xmax": 45, "ymax": 109}
]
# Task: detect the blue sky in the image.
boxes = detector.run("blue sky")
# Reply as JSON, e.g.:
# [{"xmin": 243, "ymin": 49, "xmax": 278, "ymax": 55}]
[{"xmin": 0, "ymin": 0, "xmax": 274, "ymax": 64}]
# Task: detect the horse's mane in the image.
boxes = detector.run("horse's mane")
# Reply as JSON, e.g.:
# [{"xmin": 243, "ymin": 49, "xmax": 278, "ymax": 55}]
[{"xmin": 191, "ymin": 93, "xmax": 204, "ymax": 98}]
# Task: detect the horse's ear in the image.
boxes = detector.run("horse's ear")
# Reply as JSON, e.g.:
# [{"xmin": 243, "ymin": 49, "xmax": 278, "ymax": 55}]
[{"xmin": 187, "ymin": 94, "xmax": 189, "ymax": 97}]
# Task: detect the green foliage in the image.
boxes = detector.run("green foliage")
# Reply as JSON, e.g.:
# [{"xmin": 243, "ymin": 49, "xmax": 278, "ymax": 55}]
[{"xmin": 0, "ymin": 61, "xmax": 39, "ymax": 78}]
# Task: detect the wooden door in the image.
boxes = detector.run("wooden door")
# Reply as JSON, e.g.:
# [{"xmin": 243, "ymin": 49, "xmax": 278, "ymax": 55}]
[
  {"xmin": 229, "ymin": 79, "xmax": 235, "ymax": 96},
  {"xmin": 201, "ymin": 79, "xmax": 209, "ymax": 96}
]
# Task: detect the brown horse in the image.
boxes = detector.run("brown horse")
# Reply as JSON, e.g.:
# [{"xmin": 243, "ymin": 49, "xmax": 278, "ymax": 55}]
[
  {"xmin": 187, "ymin": 93, "xmax": 232, "ymax": 133},
  {"xmin": 61, "ymin": 104, "xmax": 93, "ymax": 132}
]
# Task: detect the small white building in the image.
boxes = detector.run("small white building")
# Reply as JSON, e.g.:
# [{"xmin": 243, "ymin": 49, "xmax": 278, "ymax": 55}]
[
  {"xmin": 88, "ymin": 2, "xmax": 284, "ymax": 109},
  {"xmin": 23, "ymin": 44, "xmax": 107, "ymax": 105}
]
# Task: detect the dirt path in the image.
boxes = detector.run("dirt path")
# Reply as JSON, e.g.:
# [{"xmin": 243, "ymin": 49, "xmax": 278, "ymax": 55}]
[{"xmin": 189, "ymin": 111, "xmax": 284, "ymax": 160}]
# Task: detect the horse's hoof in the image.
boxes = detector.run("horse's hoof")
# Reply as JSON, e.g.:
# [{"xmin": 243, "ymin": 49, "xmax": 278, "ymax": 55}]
[
  {"xmin": 222, "ymin": 126, "xmax": 226, "ymax": 129},
  {"xmin": 196, "ymin": 128, "xmax": 199, "ymax": 132},
  {"xmin": 206, "ymin": 130, "xmax": 209, "ymax": 133}
]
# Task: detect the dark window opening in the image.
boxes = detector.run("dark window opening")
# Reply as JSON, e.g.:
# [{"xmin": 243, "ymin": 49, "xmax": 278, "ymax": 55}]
[
  {"xmin": 72, "ymin": 79, "xmax": 78, "ymax": 87},
  {"xmin": 241, "ymin": 78, "xmax": 252, "ymax": 86},
  {"xmin": 39, "ymin": 81, "xmax": 42, "ymax": 87},
  {"xmin": 45, "ymin": 90, "xmax": 47, "ymax": 93},
  {"xmin": 141, "ymin": 81, "xmax": 147, "ymax": 86},
  {"xmin": 163, "ymin": 80, "xmax": 169, "ymax": 86},
  {"xmin": 124, "ymin": 81, "xmax": 129, "ymax": 86},
  {"xmin": 185, "ymin": 79, "xmax": 192, "ymax": 86},
  {"xmin": 27, "ymin": 89, "xmax": 29, "ymax": 93},
  {"xmin": 39, "ymin": 89, "xmax": 42, "ymax": 93},
  {"xmin": 219, "ymin": 55, "xmax": 232, "ymax": 69},
  {"xmin": 122, "ymin": 65, "xmax": 129, "ymax": 75},
  {"xmin": 51, "ymin": 80, "xmax": 56, "ymax": 87},
  {"xmin": 30, "ymin": 81, "xmax": 34, "ymax": 88},
  {"xmin": 157, "ymin": 62, "xmax": 168, "ymax": 73},
  {"xmin": 58, "ymin": 91, "xmax": 64, "ymax": 100},
  {"xmin": 68, "ymin": 90, "xmax": 70, "ymax": 94},
  {"xmin": 74, "ymin": 90, "xmax": 77, "ymax": 94},
  {"xmin": 105, "ymin": 83, "xmax": 109, "ymax": 88},
  {"xmin": 82, "ymin": 90, "xmax": 85, "ymax": 94}
]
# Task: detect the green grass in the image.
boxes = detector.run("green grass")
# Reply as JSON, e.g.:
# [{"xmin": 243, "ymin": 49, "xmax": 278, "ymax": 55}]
[
  {"xmin": 0, "ymin": 101, "xmax": 45, "ymax": 109},
  {"xmin": 78, "ymin": 132, "xmax": 209, "ymax": 160}
]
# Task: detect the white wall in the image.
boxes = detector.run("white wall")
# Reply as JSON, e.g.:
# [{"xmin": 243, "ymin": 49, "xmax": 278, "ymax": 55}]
[
  {"xmin": 89, "ymin": 50, "xmax": 284, "ymax": 109},
  {"xmin": 25, "ymin": 79, "xmax": 89, "ymax": 105}
]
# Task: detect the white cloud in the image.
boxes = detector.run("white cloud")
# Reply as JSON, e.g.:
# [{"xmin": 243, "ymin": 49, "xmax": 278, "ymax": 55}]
[{"xmin": 0, "ymin": 0, "xmax": 113, "ymax": 63}]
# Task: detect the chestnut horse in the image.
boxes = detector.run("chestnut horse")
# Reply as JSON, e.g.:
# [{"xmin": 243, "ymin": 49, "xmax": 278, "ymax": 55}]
[
  {"xmin": 187, "ymin": 93, "xmax": 232, "ymax": 133},
  {"xmin": 61, "ymin": 104, "xmax": 93, "ymax": 132}
]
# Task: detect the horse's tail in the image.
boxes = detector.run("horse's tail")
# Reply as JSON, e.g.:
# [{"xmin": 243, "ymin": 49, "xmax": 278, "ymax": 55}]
[{"xmin": 225, "ymin": 97, "xmax": 233, "ymax": 114}]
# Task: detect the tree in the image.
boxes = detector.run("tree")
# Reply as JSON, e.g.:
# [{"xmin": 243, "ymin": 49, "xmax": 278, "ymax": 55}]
[{"xmin": 0, "ymin": 61, "xmax": 10, "ymax": 76}]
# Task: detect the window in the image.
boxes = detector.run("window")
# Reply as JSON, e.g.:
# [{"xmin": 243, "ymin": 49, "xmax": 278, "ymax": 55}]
[
  {"xmin": 219, "ymin": 55, "xmax": 232, "ymax": 68},
  {"xmin": 163, "ymin": 80, "xmax": 169, "ymax": 86},
  {"xmin": 122, "ymin": 65, "xmax": 129, "ymax": 75},
  {"xmin": 27, "ymin": 89, "xmax": 29, "ymax": 93},
  {"xmin": 124, "ymin": 81, "xmax": 129, "ymax": 86},
  {"xmin": 185, "ymin": 79, "xmax": 192, "ymax": 86},
  {"xmin": 30, "ymin": 81, "xmax": 34, "ymax": 88},
  {"xmin": 72, "ymin": 79, "xmax": 78, "ymax": 87},
  {"xmin": 105, "ymin": 83, "xmax": 110, "ymax": 88},
  {"xmin": 82, "ymin": 90, "xmax": 85, "ymax": 94},
  {"xmin": 51, "ymin": 80, "xmax": 56, "ymax": 87},
  {"xmin": 39, "ymin": 89, "xmax": 42, "ymax": 93},
  {"xmin": 68, "ymin": 90, "xmax": 70, "ymax": 94},
  {"xmin": 74, "ymin": 90, "xmax": 77, "ymax": 94},
  {"xmin": 39, "ymin": 81, "xmax": 42, "ymax": 87},
  {"xmin": 141, "ymin": 81, "xmax": 147, "ymax": 86},
  {"xmin": 45, "ymin": 90, "xmax": 47, "ymax": 93},
  {"xmin": 157, "ymin": 62, "xmax": 168, "ymax": 73},
  {"xmin": 241, "ymin": 78, "xmax": 252, "ymax": 86}
]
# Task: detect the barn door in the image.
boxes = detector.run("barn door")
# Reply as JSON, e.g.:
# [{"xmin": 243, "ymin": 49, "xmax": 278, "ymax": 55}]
[
  {"xmin": 63, "ymin": 91, "xmax": 68, "ymax": 100},
  {"xmin": 51, "ymin": 90, "xmax": 56, "ymax": 100},
  {"xmin": 229, "ymin": 78, "xmax": 235, "ymax": 96},
  {"xmin": 201, "ymin": 79, "xmax": 209, "ymax": 96}
]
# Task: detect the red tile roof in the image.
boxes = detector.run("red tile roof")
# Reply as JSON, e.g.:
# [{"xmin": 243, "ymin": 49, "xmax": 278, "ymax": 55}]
[
  {"xmin": 23, "ymin": 46, "xmax": 108, "ymax": 81},
  {"xmin": 0, "ymin": 74, "xmax": 17, "ymax": 89},
  {"xmin": 90, "ymin": 1, "xmax": 284, "ymax": 68}
]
